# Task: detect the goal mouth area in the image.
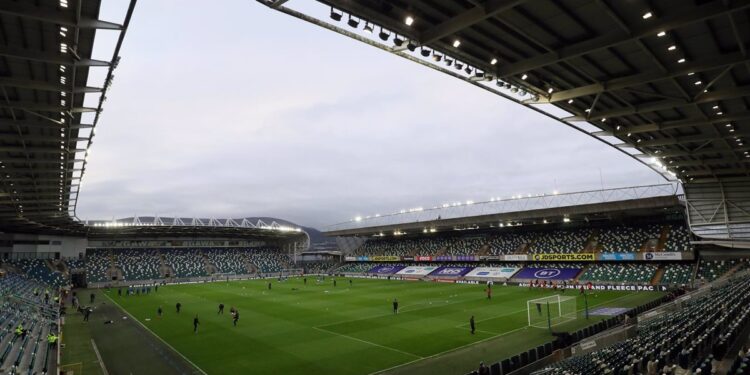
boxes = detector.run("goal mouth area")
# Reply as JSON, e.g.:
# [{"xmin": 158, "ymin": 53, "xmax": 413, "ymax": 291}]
[{"xmin": 527, "ymin": 295, "xmax": 577, "ymax": 329}]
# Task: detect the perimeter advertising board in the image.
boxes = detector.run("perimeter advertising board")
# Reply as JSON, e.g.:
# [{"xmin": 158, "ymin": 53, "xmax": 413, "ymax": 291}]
[
  {"xmin": 396, "ymin": 266, "xmax": 439, "ymax": 276},
  {"xmin": 366, "ymin": 265, "xmax": 405, "ymax": 274},
  {"xmin": 531, "ymin": 253, "xmax": 595, "ymax": 261},
  {"xmin": 465, "ymin": 267, "xmax": 520, "ymax": 279},
  {"xmin": 514, "ymin": 267, "xmax": 582, "ymax": 280},
  {"xmin": 428, "ymin": 267, "xmax": 473, "ymax": 277}
]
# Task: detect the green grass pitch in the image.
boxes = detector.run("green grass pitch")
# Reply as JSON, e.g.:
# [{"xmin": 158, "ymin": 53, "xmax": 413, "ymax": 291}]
[{"xmin": 100, "ymin": 277, "xmax": 662, "ymax": 375}]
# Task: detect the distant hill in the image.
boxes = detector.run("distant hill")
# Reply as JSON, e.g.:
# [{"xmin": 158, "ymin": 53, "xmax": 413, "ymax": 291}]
[{"xmin": 241, "ymin": 217, "xmax": 330, "ymax": 245}]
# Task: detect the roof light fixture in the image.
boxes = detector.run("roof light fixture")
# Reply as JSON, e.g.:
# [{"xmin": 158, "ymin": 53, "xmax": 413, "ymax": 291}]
[
  {"xmin": 329, "ymin": 8, "xmax": 342, "ymax": 21},
  {"xmin": 490, "ymin": 58, "xmax": 497, "ymax": 65},
  {"xmin": 405, "ymin": 16, "xmax": 414, "ymax": 26},
  {"xmin": 452, "ymin": 39, "xmax": 461, "ymax": 48},
  {"xmin": 347, "ymin": 15, "xmax": 359, "ymax": 28},
  {"xmin": 642, "ymin": 12, "xmax": 653, "ymax": 19},
  {"xmin": 657, "ymin": 31, "xmax": 666, "ymax": 37}
]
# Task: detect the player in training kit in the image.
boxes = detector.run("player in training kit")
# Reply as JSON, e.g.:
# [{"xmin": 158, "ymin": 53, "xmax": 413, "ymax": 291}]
[
  {"xmin": 218, "ymin": 303, "xmax": 224, "ymax": 314},
  {"xmin": 470, "ymin": 316, "xmax": 476, "ymax": 334},
  {"xmin": 233, "ymin": 310, "xmax": 239, "ymax": 327},
  {"xmin": 193, "ymin": 315, "xmax": 199, "ymax": 333},
  {"xmin": 393, "ymin": 298, "xmax": 399, "ymax": 314},
  {"xmin": 176, "ymin": 302, "xmax": 181, "ymax": 313}
]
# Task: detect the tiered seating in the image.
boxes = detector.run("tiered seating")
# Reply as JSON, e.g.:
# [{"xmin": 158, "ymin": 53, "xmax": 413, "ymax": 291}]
[
  {"xmin": 487, "ymin": 233, "xmax": 531, "ymax": 255},
  {"xmin": 7, "ymin": 259, "xmax": 66, "ymax": 287},
  {"xmin": 696, "ymin": 259, "xmax": 748, "ymax": 282},
  {"xmin": 204, "ymin": 248, "xmax": 247, "ymax": 274},
  {"xmin": 578, "ymin": 264, "xmax": 657, "ymax": 284},
  {"xmin": 660, "ymin": 264, "xmax": 693, "ymax": 285},
  {"xmin": 64, "ymin": 259, "xmax": 85, "ymax": 271},
  {"xmin": 0, "ymin": 274, "xmax": 59, "ymax": 375},
  {"xmin": 246, "ymin": 248, "xmax": 289, "ymax": 273},
  {"xmin": 530, "ymin": 229, "xmax": 591, "ymax": 254},
  {"xmin": 444, "ymin": 237, "xmax": 486, "ymax": 255},
  {"xmin": 162, "ymin": 248, "xmax": 207, "ymax": 278},
  {"xmin": 537, "ymin": 275, "xmax": 750, "ymax": 374},
  {"xmin": 664, "ymin": 225, "xmax": 692, "ymax": 252},
  {"xmin": 334, "ymin": 263, "xmax": 376, "ymax": 273},
  {"xmin": 84, "ymin": 249, "xmax": 111, "ymax": 282},
  {"xmin": 597, "ymin": 224, "xmax": 661, "ymax": 253},
  {"xmin": 354, "ymin": 223, "xmax": 691, "ymax": 257},
  {"xmin": 302, "ymin": 262, "xmax": 336, "ymax": 274},
  {"xmin": 358, "ymin": 237, "xmax": 447, "ymax": 256},
  {"xmin": 115, "ymin": 249, "xmax": 160, "ymax": 281}
]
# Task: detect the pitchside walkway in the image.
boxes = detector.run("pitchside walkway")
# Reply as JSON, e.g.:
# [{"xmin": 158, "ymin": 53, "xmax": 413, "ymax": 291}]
[{"xmin": 61, "ymin": 289, "xmax": 201, "ymax": 375}]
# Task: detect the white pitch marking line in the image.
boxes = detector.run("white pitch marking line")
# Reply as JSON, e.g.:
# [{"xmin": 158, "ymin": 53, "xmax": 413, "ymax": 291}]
[
  {"xmin": 312, "ymin": 326, "xmax": 423, "ymax": 359},
  {"xmin": 104, "ymin": 293, "xmax": 208, "ymax": 375}
]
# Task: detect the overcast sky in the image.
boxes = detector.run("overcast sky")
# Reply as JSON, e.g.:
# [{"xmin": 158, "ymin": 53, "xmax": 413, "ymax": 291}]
[{"xmin": 75, "ymin": 0, "xmax": 666, "ymax": 229}]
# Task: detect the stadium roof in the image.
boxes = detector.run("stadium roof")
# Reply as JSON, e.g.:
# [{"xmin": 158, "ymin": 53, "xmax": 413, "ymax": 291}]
[
  {"xmin": 325, "ymin": 184, "xmax": 683, "ymax": 236},
  {"xmin": 0, "ymin": 0, "xmax": 136, "ymax": 235},
  {"xmin": 261, "ymin": 0, "xmax": 750, "ymax": 183},
  {"xmin": 85, "ymin": 216, "xmax": 307, "ymax": 240}
]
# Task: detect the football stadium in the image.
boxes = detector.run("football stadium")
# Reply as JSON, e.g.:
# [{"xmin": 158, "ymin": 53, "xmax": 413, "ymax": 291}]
[{"xmin": 1, "ymin": 1, "xmax": 750, "ymax": 375}]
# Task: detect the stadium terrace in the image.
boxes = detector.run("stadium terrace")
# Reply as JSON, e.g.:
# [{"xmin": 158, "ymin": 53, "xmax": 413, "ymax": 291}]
[{"xmin": 2, "ymin": 1, "xmax": 750, "ymax": 375}]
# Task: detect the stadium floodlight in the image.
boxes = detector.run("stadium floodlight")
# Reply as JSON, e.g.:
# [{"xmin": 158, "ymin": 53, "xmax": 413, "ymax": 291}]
[
  {"xmin": 563, "ymin": 217, "xmax": 571, "ymax": 223},
  {"xmin": 393, "ymin": 36, "xmax": 404, "ymax": 46},
  {"xmin": 444, "ymin": 58, "xmax": 453, "ymax": 66},
  {"xmin": 363, "ymin": 23, "xmax": 373, "ymax": 33},
  {"xmin": 431, "ymin": 53, "xmax": 442, "ymax": 62},
  {"xmin": 329, "ymin": 8, "xmax": 342, "ymax": 21},
  {"xmin": 347, "ymin": 16, "xmax": 359, "ymax": 28},
  {"xmin": 420, "ymin": 48, "xmax": 430, "ymax": 57},
  {"xmin": 406, "ymin": 42, "xmax": 417, "ymax": 51},
  {"xmin": 455, "ymin": 62, "xmax": 463, "ymax": 70},
  {"xmin": 378, "ymin": 27, "xmax": 389, "ymax": 41},
  {"xmin": 464, "ymin": 66, "xmax": 472, "ymax": 74}
]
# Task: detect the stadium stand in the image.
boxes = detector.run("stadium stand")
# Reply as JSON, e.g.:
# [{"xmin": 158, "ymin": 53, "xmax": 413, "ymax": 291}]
[
  {"xmin": 0, "ymin": 274, "xmax": 59, "ymax": 375},
  {"xmin": 352, "ymin": 223, "xmax": 692, "ymax": 257},
  {"xmin": 301, "ymin": 261, "xmax": 336, "ymax": 274},
  {"xmin": 5, "ymin": 260, "xmax": 66, "ymax": 288},
  {"xmin": 162, "ymin": 248, "xmax": 207, "ymax": 278},
  {"xmin": 577, "ymin": 264, "xmax": 657, "ymax": 284},
  {"xmin": 660, "ymin": 264, "xmax": 694, "ymax": 285},
  {"xmin": 116, "ymin": 249, "xmax": 161, "ymax": 281},
  {"xmin": 204, "ymin": 248, "xmax": 248, "ymax": 274},
  {"xmin": 536, "ymin": 274, "xmax": 750, "ymax": 375},
  {"xmin": 84, "ymin": 247, "xmax": 291, "ymax": 282},
  {"xmin": 697, "ymin": 259, "xmax": 750, "ymax": 283}
]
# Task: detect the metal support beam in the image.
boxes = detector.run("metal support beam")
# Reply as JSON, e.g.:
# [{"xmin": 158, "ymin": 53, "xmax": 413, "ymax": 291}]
[
  {"xmin": 618, "ymin": 111, "xmax": 750, "ymax": 135},
  {"xmin": 0, "ymin": 102, "xmax": 97, "ymax": 113},
  {"xmin": 0, "ymin": 3, "xmax": 123, "ymax": 30},
  {"xmin": 0, "ymin": 45, "xmax": 109, "ymax": 66},
  {"xmin": 495, "ymin": 1, "xmax": 750, "ymax": 78},
  {"xmin": 0, "ymin": 77, "xmax": 102, "ymax": 94},
  {"xmin": 420, "ymin": 0, "xmax": 526, "ymax": 44},
  {"xmin": 564, "ymin": 85, "xmax": 750, "ymax": 121},
  {"xmin": 529, "ymin": 53, "xmax": 750, "ymax": 104}
]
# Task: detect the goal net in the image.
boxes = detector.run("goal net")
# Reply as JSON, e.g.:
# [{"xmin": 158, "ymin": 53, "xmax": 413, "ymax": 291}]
[{"xmin": 527, "ymin": 295, "xmax": 577, "ymax": 329}]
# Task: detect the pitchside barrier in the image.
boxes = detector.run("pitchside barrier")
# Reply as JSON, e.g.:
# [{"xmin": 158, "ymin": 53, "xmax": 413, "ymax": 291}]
[
  {"xmin": 87, "ymin": 270, "xmax": 304, "ymax": 289},
  {"xmin": 345, "ymin": 251, "xmax": 694, "ymax": 262}
]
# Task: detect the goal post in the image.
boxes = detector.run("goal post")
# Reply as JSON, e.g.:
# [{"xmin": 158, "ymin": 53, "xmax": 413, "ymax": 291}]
[{"xmin": 527, "ymin": 295, "xmax": 577, "ymax": 329}]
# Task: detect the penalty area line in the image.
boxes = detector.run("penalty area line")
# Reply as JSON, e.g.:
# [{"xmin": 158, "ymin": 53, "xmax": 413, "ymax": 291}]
[{"xmin": 312, "ymin": 326, "xmax": 423, "ymax": 359}]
